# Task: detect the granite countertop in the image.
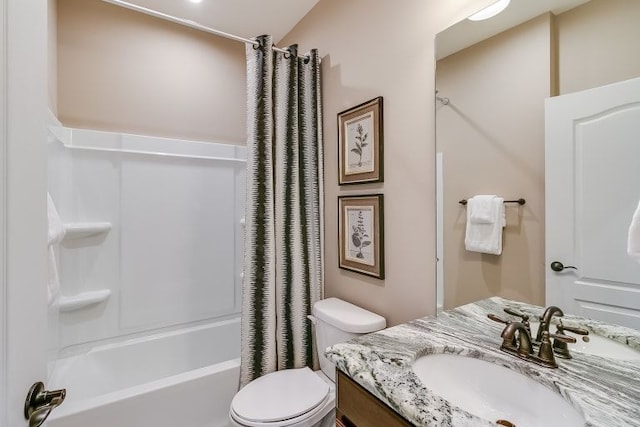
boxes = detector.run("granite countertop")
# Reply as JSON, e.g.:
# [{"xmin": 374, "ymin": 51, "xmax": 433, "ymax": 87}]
[{"xmin": 326, "ymin": 297, "xmax": 640, "ymax": 426}]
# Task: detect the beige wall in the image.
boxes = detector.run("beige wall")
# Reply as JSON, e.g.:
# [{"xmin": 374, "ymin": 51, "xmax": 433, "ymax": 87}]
[
  {"xmin": 282, "ymin": 0, "xmax": 493, "ymax": 326},
  {"xmin": 436, "ymin": 15, "xmax": 553, "ymax": 310},
  {"xmin": 57, "ymin": 0, "xmax": 246, "ymax": 144},
  {"xmin": 557, "ymin": 0, "xmax": 640, "ymax": 94}
]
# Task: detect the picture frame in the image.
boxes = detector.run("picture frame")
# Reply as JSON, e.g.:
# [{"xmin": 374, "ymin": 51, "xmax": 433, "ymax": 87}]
[
  {"xmin": 338, "ymin": 97, "xmax": 383, "ymax": 185},
  {"xmin": 338, "ymin": 194, "xmax": 384, "ymax": 279}
]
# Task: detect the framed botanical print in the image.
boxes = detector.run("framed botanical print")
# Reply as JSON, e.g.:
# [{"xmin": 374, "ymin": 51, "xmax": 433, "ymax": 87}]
[
  {"xmin": 338, "ymin": 97, "xmax": 383, "ymax": 185},
  {"xmin": 338, "ymin": 194, "xmax": 384, "ymax": 279}
]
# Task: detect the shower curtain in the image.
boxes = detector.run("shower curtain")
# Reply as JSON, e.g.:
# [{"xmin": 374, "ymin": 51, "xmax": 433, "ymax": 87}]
[{"xmin": 240, "ymin": 35, "xmax": 323, "ymax": 386}]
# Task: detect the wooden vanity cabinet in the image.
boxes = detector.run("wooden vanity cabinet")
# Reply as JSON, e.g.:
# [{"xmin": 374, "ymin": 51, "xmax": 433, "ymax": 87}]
[{"xmin": 336, "ymin": 370, "xmax": 412, "ymax": 427}]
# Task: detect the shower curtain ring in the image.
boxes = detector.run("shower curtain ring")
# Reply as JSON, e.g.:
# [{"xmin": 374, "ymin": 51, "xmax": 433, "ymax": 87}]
[
  {"xmin": 284, "ymin": 44, "xmax": 298, "ymax": 60},
  {"xmin": 253, "ymin": 36, "xmax": 266, "ymax": 50}
]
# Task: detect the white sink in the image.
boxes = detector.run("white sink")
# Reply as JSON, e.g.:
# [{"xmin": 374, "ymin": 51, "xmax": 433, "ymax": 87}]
[
  {"xmin": 412, "ymin": 354, "xmax": 585, "ymax": 427},
  {"xmin": 528, "ymin": 322, "xmax": 640, "ymax": 361}
]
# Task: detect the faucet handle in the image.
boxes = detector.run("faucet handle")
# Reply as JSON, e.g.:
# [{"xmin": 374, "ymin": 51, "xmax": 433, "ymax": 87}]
[
  {"xmin": 556, "ymin": 320, "xmax": 589, "ymax": 336},
  {"xmin": 550, "ymin": 324, "xmax": 579, "ymax": 359},
  {"xmin": 549, "ymin": 332, "xmax": 577, "ymax": 344},
  {"xmin": 503, "ymin": 307, "xmax": 529, "ymax": 322},
  {"xmin": 487, "ymin": 314, "xmax": 511, "ymax": 324}
]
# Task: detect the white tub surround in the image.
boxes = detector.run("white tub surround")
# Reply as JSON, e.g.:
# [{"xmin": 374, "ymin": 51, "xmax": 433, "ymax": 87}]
[
  {"xmin": 47, "ymin": 126, "xmax": 246, "ymax": 348},
  {"xmin": 327, "ymin": 297, "xmax": 640, "ymax": 426}
]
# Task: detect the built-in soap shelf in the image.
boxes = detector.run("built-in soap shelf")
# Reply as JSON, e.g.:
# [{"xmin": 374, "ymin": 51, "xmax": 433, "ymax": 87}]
[
  {"xmin": 59, "ymin": 289, "xmax": 112, "ymax": 313},
  {"xmin": 63, "ymin": 222, "xmax": 112, "ymax": 240},
  {"xmin": 59, "ymin": 222, "xmax": 111, "ymax": 312}
]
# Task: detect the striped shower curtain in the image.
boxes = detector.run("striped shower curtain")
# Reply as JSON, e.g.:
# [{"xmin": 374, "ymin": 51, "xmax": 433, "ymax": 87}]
[{"xmin": 240, "ymin": 35, "xmax": 323, "ymax": 386}]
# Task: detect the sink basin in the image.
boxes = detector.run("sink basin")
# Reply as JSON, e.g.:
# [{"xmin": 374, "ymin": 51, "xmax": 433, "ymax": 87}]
[
  {"xmin": 529, "ymin": 322, "xmax": 640, "ymax": 360},
  {"xmin": 412, "ymin": 354, "xmax": 585, "ymax": 427}
]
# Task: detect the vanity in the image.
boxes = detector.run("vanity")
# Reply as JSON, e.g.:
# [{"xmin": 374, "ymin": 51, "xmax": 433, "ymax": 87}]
[{"xmin": 329, "ymin": 297, "xmax": 640, "ymax": 426}]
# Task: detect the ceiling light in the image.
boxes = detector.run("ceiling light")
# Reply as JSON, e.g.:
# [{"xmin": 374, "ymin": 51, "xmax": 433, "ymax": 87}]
[
  {"xmin": 467, "ymin": 0, "xmax": 510, "ymax": 21},
  {"xmin": 188, "ymin": 0, "xmax": 203, "ymax": 4}
]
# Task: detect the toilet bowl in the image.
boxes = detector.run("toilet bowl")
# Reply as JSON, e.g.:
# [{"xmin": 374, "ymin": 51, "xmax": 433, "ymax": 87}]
[
  {"xmin": 230, "ymin": 298, "xmax": 386, "ymax": 427},
  {"xmin": 229, "ymin": 367, "xmax": 334, "ymax": 427}
]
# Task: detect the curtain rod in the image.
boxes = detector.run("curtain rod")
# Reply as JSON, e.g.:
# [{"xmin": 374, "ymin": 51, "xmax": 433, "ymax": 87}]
[{"xmin": 102, "ymin": 0, "xmax": 308, "ymax": 59}]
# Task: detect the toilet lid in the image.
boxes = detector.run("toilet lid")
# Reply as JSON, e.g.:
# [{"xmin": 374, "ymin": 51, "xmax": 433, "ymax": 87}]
[{"xmin": 231, "ymin": 367, "xmax": 330, "ymax": 423}]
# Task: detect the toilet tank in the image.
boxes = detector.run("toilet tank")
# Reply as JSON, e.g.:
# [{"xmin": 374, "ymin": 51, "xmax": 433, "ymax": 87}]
[{"xmin": 312, "ymin": 298, "xmax": 386, "ymax": 381}]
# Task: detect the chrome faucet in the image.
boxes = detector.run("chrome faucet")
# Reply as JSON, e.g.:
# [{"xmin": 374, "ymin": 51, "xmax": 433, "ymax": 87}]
[{"xmin": 535, "ymin": 306, "xmax": 564, "ymax": 343}]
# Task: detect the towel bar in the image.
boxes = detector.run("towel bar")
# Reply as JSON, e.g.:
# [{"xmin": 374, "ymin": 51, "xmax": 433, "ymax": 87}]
[{"xmin": 459, "ymin": 198, "xmax": 526, "ymax": 206}]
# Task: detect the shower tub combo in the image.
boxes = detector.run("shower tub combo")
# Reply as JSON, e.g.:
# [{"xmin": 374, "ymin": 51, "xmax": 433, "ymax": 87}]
[
  {"xmin": 48, "ymin": 319, "xmax": 240, "ymax": 427},
  {"xmin": 46, "ymin": 127, "xmax": 245, "ymax": 427}
]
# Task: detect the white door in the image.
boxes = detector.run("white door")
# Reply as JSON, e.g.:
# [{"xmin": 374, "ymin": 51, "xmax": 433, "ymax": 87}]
[
  {"xmin": 545, "ymin": 77, "xmax": 640, "ymax": 329},
  {"xmin": 1, "ymin": 1, "xmax": 51, "ymax": 426}
]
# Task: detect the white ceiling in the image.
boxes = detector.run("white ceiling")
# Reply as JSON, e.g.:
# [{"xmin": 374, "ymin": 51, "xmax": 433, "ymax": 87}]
[
  {"xmin": 109, "ymin": 0, "xmax": 320, "ymax": 43},
  {"xmin": 436, "ymin": 0, "xmax": 590, "ymax": 60}
]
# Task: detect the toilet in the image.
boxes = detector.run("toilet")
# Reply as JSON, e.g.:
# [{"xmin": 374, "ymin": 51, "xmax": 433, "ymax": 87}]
[{"xmin": 229, "ymin": 298, "xmax": 386, "ymax": 427}]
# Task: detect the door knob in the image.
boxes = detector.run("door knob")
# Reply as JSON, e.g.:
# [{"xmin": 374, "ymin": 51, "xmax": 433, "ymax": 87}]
[
  {"xmin": 550, "ymin": 261, "xmax": 577, "ymax": 272},
  {"xmin": 24, "ymin": 382, "xmax": 66, "ymax": 427}
]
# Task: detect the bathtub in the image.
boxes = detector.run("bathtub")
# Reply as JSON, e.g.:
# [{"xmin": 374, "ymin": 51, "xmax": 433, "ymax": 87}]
[{"xmin": 48, "ymin": 317, "xmax": 241, "ymax": 427}]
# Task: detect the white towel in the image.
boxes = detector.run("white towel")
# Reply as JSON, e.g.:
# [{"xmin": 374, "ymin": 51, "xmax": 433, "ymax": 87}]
[
  {"xmin": 628, "ymin": 200, "xmax": 640, "ymax": 263},
  {"xmin": 469, "ymin": 195, "xmax": 498, "ymax": 224},
  {"xmin": 465, "ymin": 195, "xmax": 505, "ymax": 255},
  {"xmin": 47, "ymin": 193, "xmax": 65, "ymax": 305}
]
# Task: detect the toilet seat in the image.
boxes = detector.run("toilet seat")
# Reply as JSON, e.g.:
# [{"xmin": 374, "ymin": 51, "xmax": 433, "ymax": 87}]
[
  {"xmin": 230, "ymin": 367, "xmax": 333, "ymax": 427},
  {"xmin": 230, "ymin": 392, "xmax": 332, "ymax": 427}
]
